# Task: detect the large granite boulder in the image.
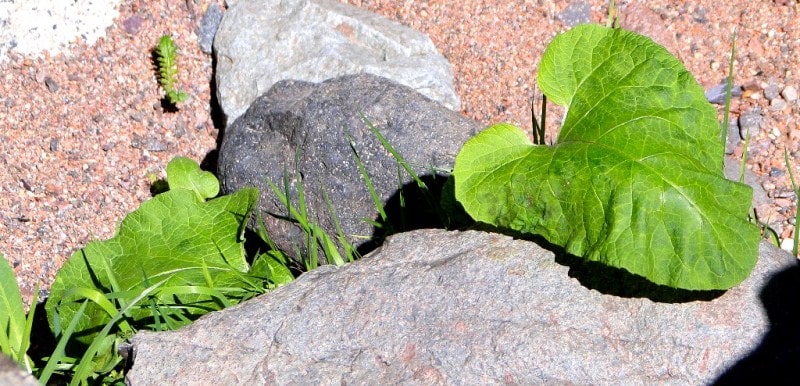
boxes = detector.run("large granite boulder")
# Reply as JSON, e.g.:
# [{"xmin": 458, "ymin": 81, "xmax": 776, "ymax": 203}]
[
  {"xmin": 214, "ymin": 0, "xmax": 460, "ymax": 126},
  {"xmin": 127, "ymin": 229, "xmax": 799, "ymax": 384},
  {"xmin": 217, "ymin": 73, "xmax": 479, "ymax": 261}
]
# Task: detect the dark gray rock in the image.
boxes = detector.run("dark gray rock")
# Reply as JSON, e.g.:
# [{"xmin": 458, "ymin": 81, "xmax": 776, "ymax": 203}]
[
  {"xmin": 217, "ymin": 73, "xmax": 479, "ymax": 261},
  {"xmin": 127, "ymin": 229, "xmax": 799, "ymax": 385},
  {"xmin": 214, "ymin": 0, "xmax": 460, "ymax": 127}
]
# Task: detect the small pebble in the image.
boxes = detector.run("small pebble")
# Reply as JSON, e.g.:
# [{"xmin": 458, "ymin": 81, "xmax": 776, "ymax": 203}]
[
  {"xmin": 123, "ymin": 15, "xmax": 145, "ymax": 35},
  {"xmin": 705, "ymin": 83, "xmax": 743, "ymax": 105},
  {"xmin": 44, "ymin": 76, "xmax": 59, "ymax": 93},
  {"xmin": 45, "ymin": 183, "xmax": 62, "ymax": 195},
  {"xmin": 49, "ymin": 138, "xmax": 59, "ymax": 152},
  {"xmin": 558, "ymin": 1, "xmax": 591, "ymax": 27},
  {"xmin": 764, "ymin": 83, "xmax": 781, "ymax": 100},
  {"xmin": 782, "ymin": 85, "xmax": 798, "ymax": 102},
  {"xmin": 780, "ymin": 238, "xmax": 795, "ymax": 254},
  {"xmin": 770, "ymin": 167, "xmax": 785, "ymax": 177},
  {"xmin": 770, "ymin": 97, "xmax": 788, "ymax": 110},
  {"xmin": 742, "ymin": 80, "xmax": 762, "ymax": 91},
  {"xmin": 738, "ymin": 108, "xmax": 763, "ymax": 136}
]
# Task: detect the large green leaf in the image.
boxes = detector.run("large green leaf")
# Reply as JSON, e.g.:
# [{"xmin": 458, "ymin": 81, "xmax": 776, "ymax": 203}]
[
  {"xmin": 166, "ymin": 156, "xmax": 220, "ymax": 201},
  {"xmin": 0, "ymin": 254, "xmax": 25, "ymax": 358},
  {"xmin": 45, "ymin": 186, "xmax": 258, "ymax": 344},
  {"xmin": 453, "ymin": 24, "xmax": 759, "ymax": 290}
]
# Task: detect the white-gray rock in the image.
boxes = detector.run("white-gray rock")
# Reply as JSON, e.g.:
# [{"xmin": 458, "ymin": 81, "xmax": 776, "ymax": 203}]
[
  {"xmin": 0, "ymin": 1, "xmax": 121, "ymax": 62},
  {"xmin": 213, "ymin": 0, "xmax": 460, "ymax": 127},
  {"xmin": 782, "ymin": 85, "xmax": 798, "ymax": 103},
  {"xmin": 127, "ymin": 229, "xmax": 799, "ymax": 385}
]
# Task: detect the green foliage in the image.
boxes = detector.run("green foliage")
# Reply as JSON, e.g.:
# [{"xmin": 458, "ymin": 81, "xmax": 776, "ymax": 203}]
[
  {"xmin": 44, "ymin": 157, "xmax": 264, "ymax": 378},
  {"xmin": 166, "ymin": 156, "xmax": 220, "ymax": 200},
  {"xmin": 0, "ymin": 255, "xmax": 36, "ymax": 372},
  {"xmin": 155, "ymin": 34, "xmax": 189, "ymax": 105},
  {"xmin": 453, "ymin": 24, "xmax": 760, "ymax": 290}
]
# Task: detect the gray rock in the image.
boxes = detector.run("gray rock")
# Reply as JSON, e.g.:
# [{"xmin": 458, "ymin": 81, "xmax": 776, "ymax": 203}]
[
  {"xmin": 127, "ymin": 229, "xmax": 799, "ymax": 385},
  {"xmin": 0, "ymin": 354, "xmax": 38, "ymax": 386},
  {"xmin": 213, "ymin": 0, "xmax": 460, "ymax": 127},
  {"xmin": 738, "ymin": 107, "xmax": 764, "ymax": 137},
  {"xmin": 724, "ymin": 115, "xmax": 740, "ymax": 155},
  {"xmin": 705, "ymin": 82, "xmax": 743, "ymax": 105},
  {"xmin": 723, "ymin": 155, "xmax": 769, "ymax": 208},
  {"xmin": 217, "ymin": 73, "xmax": 479, "ymax": 262},
  {"xmin": 764, "ymin": 83, "xmax": 782, "ymax": 101},
  {"xmin": 782, "ymin": 85, "xmax": 798, "ymax": 102},
  {"xmin": 197, "ymin": 3, "xmax": 223, "ymax": 55}
]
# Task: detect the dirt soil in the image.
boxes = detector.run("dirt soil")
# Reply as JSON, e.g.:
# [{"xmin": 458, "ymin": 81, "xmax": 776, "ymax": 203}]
[{"xmin": 1, "ymin": 0, "xmax": 798, "ymax": 305}]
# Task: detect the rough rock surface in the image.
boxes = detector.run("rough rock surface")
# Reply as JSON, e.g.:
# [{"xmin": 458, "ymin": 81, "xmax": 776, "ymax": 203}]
[
  {"xmin": 127, "ymin": 229, "xmax": 799, "ymax": 385},
  {"xmin": 217, "ymin": 73, "xmax": 479, "ymax": 260},
  {"xmin": 214, "ymin": 0, "xmax": 460, "ymax": 126},
  {"xmin": 0, "ymin": 354, "xmax": 38, "ymax": 386}
]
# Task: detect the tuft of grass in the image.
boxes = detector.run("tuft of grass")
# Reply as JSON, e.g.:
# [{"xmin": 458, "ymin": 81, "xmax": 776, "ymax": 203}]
[{"xmin": 784, "ymin": 148, "xmax": 800, "ymax": 257}]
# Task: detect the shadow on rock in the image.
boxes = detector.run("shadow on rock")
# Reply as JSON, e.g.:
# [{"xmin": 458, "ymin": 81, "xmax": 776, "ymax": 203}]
[
  {"xmin": 553, "ymin": 251, "xmax": 725, "ymax": 303},
  {"xmin": 714, "ymin": 262, "xmax": 800, "ymax": 384},
  {"xmin": 471, "ymin": 226, "xmax": 726, "ymax": 303},
  {"xmin": 362, "ymin": 173, "xmax": 473, "ymax": 256}
]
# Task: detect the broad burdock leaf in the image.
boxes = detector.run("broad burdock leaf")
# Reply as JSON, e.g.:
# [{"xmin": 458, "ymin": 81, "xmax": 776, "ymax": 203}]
[
  {"xmin": 453, "ymin": 24, "xmax": 759, "ymax": 290},
  {"xmin": 166, "ymin": 156, "xmax": 220, "ymax": 201},
  {"xmin": 45, "ymin": 186, "xmax": 258, "ymax": 345}
]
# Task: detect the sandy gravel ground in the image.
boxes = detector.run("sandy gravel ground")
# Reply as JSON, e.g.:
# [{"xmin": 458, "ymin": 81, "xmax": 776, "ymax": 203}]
[{"xmin": 1, "ymin": 0, "xmax": 798, "ymax": 305}]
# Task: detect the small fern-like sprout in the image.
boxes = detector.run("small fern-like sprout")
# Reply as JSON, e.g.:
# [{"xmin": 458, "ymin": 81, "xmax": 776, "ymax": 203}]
[{"xmin": 156, "ymin": 34, "xmax": 189, "ymax": 105}]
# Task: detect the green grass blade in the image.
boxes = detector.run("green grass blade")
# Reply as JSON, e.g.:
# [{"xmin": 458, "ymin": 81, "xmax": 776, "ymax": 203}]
[
  {"xmin": 346, "ymin": 133, "xmax": 388, "ymax": 223},
  {"xmin": 17, "ymin": 284, "xmax": 39, "ymax": 373},
  {"xmin": 0, "ymin": 254, "xmax": 25, "ymax": 363},
  {"xmin": 321, "ymin": 189, "xmax": 352, "ymax": 265},
  {"xmin": 784, "ymin": 148, "xmax": 800, "ymax": 256},
  {"xmin": 37, "ymin": 300, "xmax": 90, "ymax": 385},
  {"xmin": 722, "ymin": 29, "xmax": 737, "ymax": 149},
  {"xmin": 359, "ymin": 113, "xmax": 444, "ymax": 224},
  {"xmin": 739, "ymin": 131, "xmax": 751, "ymax": 184},
  {"xmin": 61, "ymin": 287, "xmax": 134, "ymax": 336},
  {"xmin": 69, "ymin": 278, "xmax": 169, "ymax": 386}
]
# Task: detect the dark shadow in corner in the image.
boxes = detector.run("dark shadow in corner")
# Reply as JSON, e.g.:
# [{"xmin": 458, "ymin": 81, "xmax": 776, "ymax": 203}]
[
  {"xmin": 201, "ymin": 49, "xmax": 226, "ymax": 174},
  {"xmin": 360, "ymin": 173, "xmax": 473, "ymax": 257},
  {"xmin": 713, "ymin": 262, "xmax": 800, "ymax": 384}
]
